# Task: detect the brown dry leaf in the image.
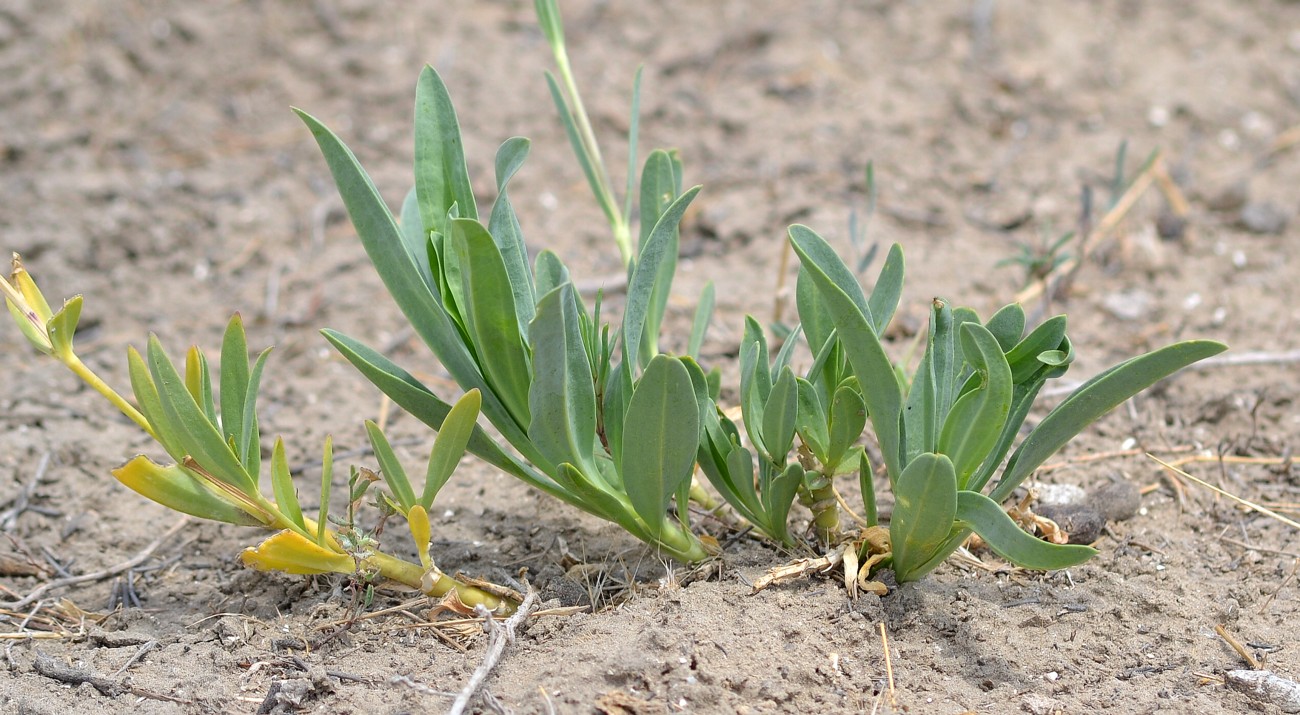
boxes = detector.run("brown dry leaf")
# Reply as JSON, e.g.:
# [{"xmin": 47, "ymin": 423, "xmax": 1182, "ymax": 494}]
[{"xmin": 752, "ymin": 544, "xmax": 846, "ymax": 592}]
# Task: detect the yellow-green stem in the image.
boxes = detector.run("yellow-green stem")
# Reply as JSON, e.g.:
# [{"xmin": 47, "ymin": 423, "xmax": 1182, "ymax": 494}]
[
  {"xmin": 798, "ymin": 472, "xmax": 841, "ymax": 545},
  {"xmin": 298, "ymin": 516, "xmax": 516, "ymax": 615},
  {"xmin": 62, "ymin": 352, "xmax": 157, "ymax": 441}
]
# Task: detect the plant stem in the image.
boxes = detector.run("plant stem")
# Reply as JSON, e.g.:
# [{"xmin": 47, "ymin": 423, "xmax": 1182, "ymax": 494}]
[
  {"xmin": 62, "ymin": 353, "xmax": 158, "ymax": 442},
  {"xmin": 367, "ymin": 550, "xmax": 515, "ymax": 615},
  {"xmin": 798, "ymin": 471, "xmax": 841, "ymax": 544},
  {"xmin": 551, "ymin": 35, "xmax": 631, "ymax": 264}
]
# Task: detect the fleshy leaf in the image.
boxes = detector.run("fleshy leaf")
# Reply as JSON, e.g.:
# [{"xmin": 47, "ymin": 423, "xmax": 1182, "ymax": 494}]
[
  {"xmin": 112, "ymin": 456, "xmax": 265, "ymax": 526},
  {"xmin": 956, "ymin": 491, "xmax": 1096, "ymax": 569},
  {"xmin": 890, "ymin": 453, "xmax": 957, "ymax": 582},
  {"xmin": 620, "ymin": 355, "xmax": 699, "ymax": 536}
]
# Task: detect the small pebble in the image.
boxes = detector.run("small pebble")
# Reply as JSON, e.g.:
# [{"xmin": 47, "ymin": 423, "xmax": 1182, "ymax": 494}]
[
  {"xmin": 1205, "ymin": 183, "xmax": 1249, "ymax": 213},
  {"xmin": 1101, "ymin": 289, "xmax": 1152, "ymax": 322},
  {"xmin": 1037, "ymin": 503, "xmax": 1105, "ymax": 544},
  {"xmin": 1091, "ymin": 480, "xmax": 1141, "ymax": 522},
  {"xmin": 1237, "ymin": 202, "xmax": 1288, "ymax": 235}
]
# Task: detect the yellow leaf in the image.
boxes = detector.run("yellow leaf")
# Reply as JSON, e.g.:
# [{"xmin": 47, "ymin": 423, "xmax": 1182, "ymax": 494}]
[
  {"xmin": 407, "ymin": 504, "xmax": 432, "ymax": 570},
  {"xmin": 113, "ymin": 455, "xmax": 264, "ymax": 526},
  {"xmin": 240, "ymin": 530, "xmax": 355, "ymax": 575}
]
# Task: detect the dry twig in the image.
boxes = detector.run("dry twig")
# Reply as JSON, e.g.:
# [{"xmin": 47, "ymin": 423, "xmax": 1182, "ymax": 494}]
[{"xmin": 448, "ymin": 586, "xmax": 541, "ymax": 715}]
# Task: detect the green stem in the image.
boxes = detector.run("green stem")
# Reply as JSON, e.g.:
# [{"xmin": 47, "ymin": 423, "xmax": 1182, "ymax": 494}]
[
  {"xmin": 552, "ymin": 38, "xmax": 631, "ymax": 265},
  {"xmin": 797, "ymin": 470, "xmax": 841, "ymax": 544},
  {"xmin": 62, "ymin": 352, "xmax": 158, "ymax": 441}
]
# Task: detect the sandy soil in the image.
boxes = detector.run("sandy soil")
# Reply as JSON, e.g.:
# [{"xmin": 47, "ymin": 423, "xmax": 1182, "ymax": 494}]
[{"xmin": 2, "ymin": 1, "xmax": 1299, "ymax": 713}]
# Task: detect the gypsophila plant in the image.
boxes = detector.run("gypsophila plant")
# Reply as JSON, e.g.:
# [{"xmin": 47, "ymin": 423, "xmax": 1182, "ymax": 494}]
[{"xmin": 1, "ymin": 258, "xmax": 517, "ymax": 614}]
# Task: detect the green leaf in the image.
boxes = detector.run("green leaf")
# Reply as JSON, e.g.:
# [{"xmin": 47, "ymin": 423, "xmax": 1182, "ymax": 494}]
[
  {"xmin": 219, "ymin": 314, "xmax": 250, "ymax": 450},
  {"xmin": 623, "ymin": 66, "xmax": 643, "ymax": 223},
  {"xmin": 937, "ymin": 323, "xmax": 1012, "ymax": 487},
  {"xmin": 448, "ymin": 218, "xmax": 532, "ymax": 429},
  {"xmin": 270, "ymin": 438, "xmax": 306, "ymax": 532},
  {"xmin": 146, "ymin": 336, "xmax": 255, "ymax": 494},
  {"xmin": 956, "ymin": 491, "xmax": 1096, "ymax": 569},
  {"xmin": 789, "ymin": 224, "xmax": 903, "ymax": 482},
  {"xmin": 622, "ymin": 186, "xmax": 702, "ymax": 374},
  {"xmin": 533, "ymin": 249, "xmax": 569, "ymax": 300},
  {"xmin": 489, "ymin": 137, "xmax": 537, "ymax": 332},
  {"xmin": 295, "ymin": 109, "xmax": 516, "ymax": 436},
  {"xmin": 127, "ymin": 347, "xmax": 186, "ymax": 464},
  {"xmin": 762, "ymin": 462, "xmax": 804, "ymax": 545},
  {"xmin": 414, "ymin": 65, "xmax": 477, "ymax": 237},
  {"xmin": 183, "ymin": 346, "xmax": 217, "ymax": 426},
  {"xmin": 112, "ymin": 456, "xmax": 264, "ymax": 527},
  {"xmin": 761, "ymin": 367, "xmax": 799, "ymax": 464},
  {"xmin": 620, "ymin": 356, "xmax": 699, "ymax": 536},
  {"xmin": 422, "ymin": 389, "xmax": 480, "ymax": 508},
  {"xmin": 318, "ymin": 435, "xmax": 333, "ymax": 546},
  {"xmin": 528, "ymin": 283, "xmax": 596, "ymax": 477},
  {"xmin": 399, "ymin": 187, "xmax": 435, "ymax": 291},
  {"xmin": 46, "ymin": 295, "xmax": 81, "ymax": 359},
  {"xmin": 794, "ymin": 377, "xmax": 829, "ymax": 463},
  {"xmin": 865, "ymin": 244, "xmax": 904, "ymax": 335},
  {"xmin": 239, "ymin": 348, "xmax": 271, "ymax": 480},
  {"xmin": 859, "ymin": 450, "xmax": 877, "ymax": 527},
  {"xmin": 796, "ymin": 267, "xmax": 835, "ymax": 356},
  {"xmin": 985, "ymin": 303, "xmax": 1026, "ymax": 351},
  {"xmin": 687, "ymin": 281, "xmax": 715, "ymax": 359},
  {"xmin": 543, "ymin": 72, "xmax": 616, "ymax": 229},
  {"xmin": 890, "ymin": 453, "xmax": 957, "ymax": 582},
  {"xmin": 993, "ymin": 339, "xmax": 1227, "ymax": 502},
  {"xmin": 826, "ymin": 379, "xmax": 866, "ymax": 473},
  {"xmin": 638, "ymin": 149, "xmax": 679, "ymax": 251},
  {"xmin": 1006, "ymin": 316, "xmax": 1069, "ymax": 383},
  {"xmin": 364, "ymin": 420, "xmax": 417, "ymax": 514}
]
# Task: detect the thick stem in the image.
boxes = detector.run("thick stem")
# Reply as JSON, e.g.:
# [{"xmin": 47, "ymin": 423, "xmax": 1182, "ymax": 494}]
[
  {"xmin": 367, "ymin": 551, "xmax": 515, "ymax": 615},
  {"xmin": 798, "ymin": 470, "xmax": 841, "ymax": 545}
]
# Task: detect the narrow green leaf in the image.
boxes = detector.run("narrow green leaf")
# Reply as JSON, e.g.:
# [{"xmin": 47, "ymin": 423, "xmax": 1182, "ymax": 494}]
[
  {"xmin": 620, "ymin": 356, "xmax": 699, "ymax": 536},
  {"xmin": 489, "ymin": 137, "xmax": 537, "ymax": 331},
  {"xmin": 184, "ymin": 346, "xmax": 218, "ymax": 426},
  {"xmin": 796, "ymin": 267, "xmax": 835, "ymax": 357},
  {"xmin": 146, "ymin": 336, "xmax": 255, "ymax": 494},
  {"xmin": 238, "ymin": 348, "xmax": 271, "ymax": 480},
  {"xmin": 865, "ymin": 243, "xmax": 904, "ymax": 335},
  {"xmin": 993, "ymin": 340, "xmax": 1227, "ymax": 502},
  {"xmin": 602, "ymin": 362, "xmax": 629, "ymax": 467},
  {"xmin": 448, "ymin": 218, "xmax": 532, "ymax": 429},
  {"xmin": 270, "ymin": 438, "xmax": 306, "ymax": 532},
  {"xmin": 398, "ymin": 187, "xmax": 436, "ymax": 291},
  {"xmin": 414, "ymin": 65, "xmax": 477, "ymax": 237},
  {"xmin": 318, "ymin": 435, "xmax": 333, "ymax": 546},
  {"xmin": 127, "ymin": 347, "xmax": 186, "ymax": 464},
  {"xmin": 295, "ymin": 109, "xmax": 517, "ymax": 435},
  {"xmin": 956, "ymin": 491, "xmax": 1096, "ymax": 569},
  {"xmin": 638, "ymin": 149, "xmax": 678, "ymax": 249},
  {"xmin": 762, "ymin": 367, "xmax": 799, "ymax": 464},
  {"xmin": 890, "ymin": 453, "xmax": 957, "ymax": 582},
  {"xmin": 687, "ymin": 281, "xmax": 715, "ymax": 359},
  {"xmin": 364, "ymin": 421, "xmax": 417, "ymax": 513},
  {"xmin": 623, "ymin": 66, "xmax": 643, "ymax": 223},
  {"xmin": 544, "ymin": 72, "xmax": 615, "ymax": 228},
  {"xmin": 789, "ymin": 224, "xmax": 903, "ymax": 482},
  {"xmin": 937, "ymin": 323, "xmax": 1013, "ymax": 486},
  {"xmin": 794, "ymin": 376, "xmax": 829, "ymax": 463},
  {"xmin": 859, "ymin": 450, "xmax": 877, "ymax": 527},
  {"xmin": 1006, "ymin": 316, "xmax": 1069, "ymax": 383},
  {"xmin": 422, "ymin": 389, "xmax": 480, "ymax": 508},
  {"xmin": 622, "ymin": 186, "xmax": 702, "ymax": 374},
  {"xmin": 739, "ymin": 341, "xmax": 768, "ymax": 459},
  {"xmin": 219, "ymin": 314, "xmax": 250, "ymax": 449},
  {"xmin": 528, "ymin": 283, "xmax": 596, "ymax": 477}
]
